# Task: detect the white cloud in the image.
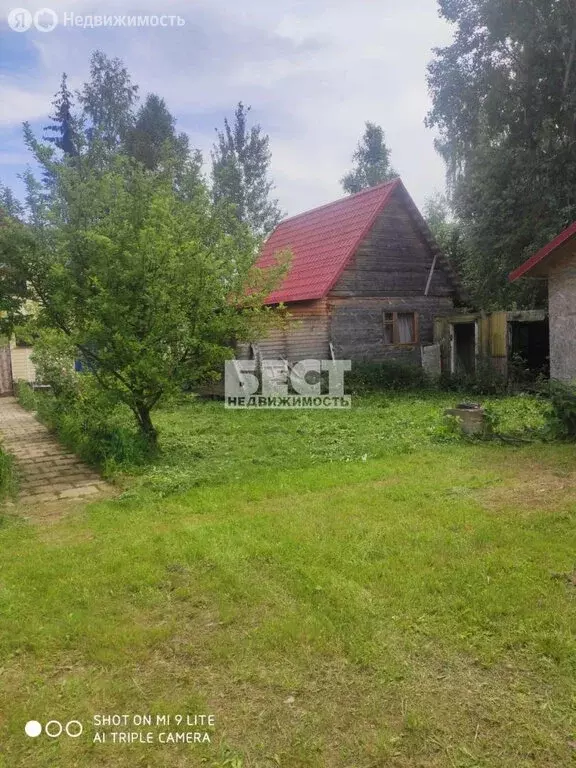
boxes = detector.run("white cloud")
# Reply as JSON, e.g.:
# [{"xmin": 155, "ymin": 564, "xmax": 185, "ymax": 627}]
[
  {"xmin": 0, "ymin": 0, "xmax": 454, "ymax": 213},
  {"xmin": 0, "ymin": 79, "xmax": 53, "ymax": 125}
]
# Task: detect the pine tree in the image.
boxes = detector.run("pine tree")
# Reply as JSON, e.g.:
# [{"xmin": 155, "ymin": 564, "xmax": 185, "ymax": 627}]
[
  {"xmin": 341, "ymin": 122, "xmax": 397, "ymax": 194},
  {"xmin": 126, "ymin": 93, "xmax": 189, "ymax": 171},
  {"xmin": 43, "ymin": 73, "xmax": 78, "ymax": 156},
  {"xmin": 211, "ymin": 102, "xmax": 282, "ymax": 238}
]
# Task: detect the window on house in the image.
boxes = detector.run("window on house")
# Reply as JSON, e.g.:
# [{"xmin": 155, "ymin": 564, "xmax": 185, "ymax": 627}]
[
  {"xmin": 383, "ymin": 313, "xmax": 395, "ymax": 345},
  {"xmin": 382, "ymin": 311, "xmax": 419, "ymax": 345}
]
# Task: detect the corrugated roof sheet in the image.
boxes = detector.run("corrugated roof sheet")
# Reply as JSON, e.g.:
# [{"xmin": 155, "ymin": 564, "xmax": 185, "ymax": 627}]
[{"xmin": 256, "ymin": 178, "xmax": 402, "ymax": 303}]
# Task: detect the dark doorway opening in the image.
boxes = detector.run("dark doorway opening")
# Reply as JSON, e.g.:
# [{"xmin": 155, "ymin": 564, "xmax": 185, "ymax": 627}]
[
  {"xmin": 509, "ymin": 319, "xmax": 549, "ymax": 379},
  {"xmin": 453, "ymin": 322, "xmax": 476, "ymax": 374}
]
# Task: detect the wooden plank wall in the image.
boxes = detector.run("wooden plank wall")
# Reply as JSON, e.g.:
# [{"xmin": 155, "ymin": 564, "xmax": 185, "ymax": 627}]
[
  {"xmin": 285, "ymin": 300, "xmax": 330, "ymax": 360},
  {"xmin": 256, "ymin": 299, "xmax": 330, "ymax": 362},
  {"xmin": 327, "ymin": 190, "xmax": 457, "ymax": 362},
  {"xmin": 433, "ymin": 312, "xmax": 510, "ymax": 377},
  {"xmin": 329, "ymin": 296, "xmax": 454, "ymax": 363},
  {"xmin": 488, "ymin": 312, "xmax": 508, "ymax": 359},
  {"xmin": 10, "ymin": 345, "xmax": 36, "ymax": 383},
  {"xmin": 256, "ymin": 327, "xmax": 287, "ymax": 360},
  {"xmin": 330, "ymin": 195, "xmax": 455, "ymax": 299},
  {"xmin": 253, "ymin": 189, "xmax": 461, "ymax": 365}
]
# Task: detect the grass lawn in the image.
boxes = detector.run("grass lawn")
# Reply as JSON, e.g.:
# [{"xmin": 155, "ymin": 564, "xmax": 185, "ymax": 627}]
[{"xmin": 1, "ymin": 393, "xmax": 576, "ymax": 767}]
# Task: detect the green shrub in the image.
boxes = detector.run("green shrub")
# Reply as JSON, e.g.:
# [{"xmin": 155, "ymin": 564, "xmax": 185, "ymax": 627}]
[
  {"xmin": 483, "ymin": 395, "xmax": 551, "ymax": 439},
  {"xmin": 14, "ymin": 381, "xmax": 38, "ymax": 411},
  {"xmin": 0, "ymin": 446, "xmax": 16, "ymax": 500},
  {"xmin": 439, "ymin": 357, "xmax": 508, "ymax": 395},
  {"xmin": 37, "ymin": 379, "xmax": 151, "ymax": 471},
  {"xmin": 30, "ymin": 335, "xmax": 78, "ymax": 401},
  {"xmin": 545, "ymin": 380, "xmax": 576, "ymax": 440},
  {"xmin": 347, "ymin": 361, "xmax": 430, "ymax": 394},
  {"xmin": 26, "ymin": 335, "xmax": 152, "ymax": 470}
]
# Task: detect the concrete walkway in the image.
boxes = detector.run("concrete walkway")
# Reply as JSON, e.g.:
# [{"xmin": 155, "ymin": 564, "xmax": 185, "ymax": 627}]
[{"xmin": 0, "ymin": 397, "xmax": 110, "ymax": 505}]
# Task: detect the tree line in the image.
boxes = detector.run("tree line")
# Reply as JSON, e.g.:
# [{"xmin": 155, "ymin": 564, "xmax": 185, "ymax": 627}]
[
  {"xmin": 426, "ymin": 0, "xmax": 576, "ymax": 309},
  {"xmin": 340, "ymin": 0, "xmax": 576, "ymax": 312},
  {"xmin": 4, "ymin": 0, "xmax": 574, "ymax": 313},
  {"xmin": 0, "ymin": 51, "xmax": 288, "ymax": 446},
  {"xmin": 0, "ymin": 50, "xmax": 398, "ymax": 446}
]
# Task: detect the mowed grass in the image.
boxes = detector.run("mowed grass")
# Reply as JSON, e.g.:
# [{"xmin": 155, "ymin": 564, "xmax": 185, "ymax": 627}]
[
  {"xmin": 1, "ymin": 394, "xmax": 576, "ymax": 767},
  {"xmin": 120, "ymin": 392, "xmax": 549, "ymax": 496}
]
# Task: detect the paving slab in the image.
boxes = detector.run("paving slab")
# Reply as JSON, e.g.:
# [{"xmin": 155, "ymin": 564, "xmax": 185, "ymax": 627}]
[{"xmin": 0, "ymin": 396, "xmax": 114, "ymax": 512}]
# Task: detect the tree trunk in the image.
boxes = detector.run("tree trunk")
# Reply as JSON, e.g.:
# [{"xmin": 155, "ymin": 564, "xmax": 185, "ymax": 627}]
[{"xmin": 134, "ymin": 403, "xmax": 158, "ymax": 451}]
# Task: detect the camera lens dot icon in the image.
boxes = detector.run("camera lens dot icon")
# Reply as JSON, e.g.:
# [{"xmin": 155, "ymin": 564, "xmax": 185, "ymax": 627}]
[{"xmin": 25, "ymin": 720, "xmax": 42, "ymax": 738}]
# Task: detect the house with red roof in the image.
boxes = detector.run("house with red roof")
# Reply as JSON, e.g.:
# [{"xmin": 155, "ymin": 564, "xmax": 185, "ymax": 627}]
[
  {"xmin": 510, "ymin": 222, "xmax": 576, "ymax": 382},
  {"xmin": 252, "ymin": 179, "xmax": 464, "ymax": 367}
]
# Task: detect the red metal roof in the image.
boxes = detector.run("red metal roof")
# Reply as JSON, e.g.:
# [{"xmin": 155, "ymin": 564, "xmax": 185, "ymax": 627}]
[
  {"xmin": 509, "ymin": 220, "xmax": 576, "ymax": 281},
  {"xmin": 256, "ymin": 178, "xmax": 402, "ymax": 304}
]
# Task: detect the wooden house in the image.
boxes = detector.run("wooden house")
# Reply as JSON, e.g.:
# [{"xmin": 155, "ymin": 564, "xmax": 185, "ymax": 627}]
[
  {"xmin": 509, "ymin": 222, "xmax": 576, "ymax": 382},
  {"xmin": 252, "ymin": 179, "xmax": 464, "ymax": 365}
]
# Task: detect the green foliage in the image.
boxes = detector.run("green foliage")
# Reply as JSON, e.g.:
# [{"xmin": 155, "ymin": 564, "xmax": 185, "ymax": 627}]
[
  {"xmin": 211, "ymin": 102, "xmax": 282, "ymax": 237},
  {"xmin": 31, "ymin": 331, "xmax": 78, "ymax": 400},
  {"xmin": 546, "ymin": 380, "xmax": 576, "ymax": 440},
  {"xmin": 346, "ymin": 361, "xmax": 430, "ymax": 394},
  {"xmin": 0, "ymin": 182, "xmax": 24, "ymax": 219},
  {"xmin": 341, "ymin": 121, "xmax": 397, "ymax": 194},
  {"xmin": 43, "ymin": 73, "xmax": 78, "ymax": 157},
  {"xmin": 0, "ymin": 445, "xmax": 16, "ymax": 500},
  {"xmin": 483, "ymin": 395, "xmax": 551, "ymax": 440},
  {"xmin": 431, "ymin": 410, "xmax": 463, "ymax": 443},
  {"xmin": 35, "ymin": 52, "xmax": 202, "ymax": 189},
  {"xmin": 0, "ymin": 156, "xmax": 286, "ymax": 447},
  {"xmin": 0, "ymin": 53, "xmax": 289, "ymax": 448},
  {"xmin": 35, "ymin": 375, "xmax": 150, "ymax": 471},
  {"xmin": 125, "ymin": 93, "xmax": 197, "ymax": 174},
  {"xmin": 14, "ymin": 381, "xmax": 38, "ymax": 411},
  {"xmin": 16, "ymin": 349, "xmax": 149, "ymax": 470},
  {"xmin": 423, "ymin": 191, "xmax": 470, "ymax": 278},
  {"xmin": 440, "ymin": 357, "xmax": 550, "ymax": 399},
  {"xmin": 78, "ymin": 50, "xmax": 139, "ymax": 149},
  {"xmin": 346, "ymin": 358, "xmax": 532, "ymax": 399},
  {"xmin": 439, "ymin": 357, "xmax": 509, "ymax": 395},
  {"xmin": 427, "ymin": 0, "xmax": 576, "ymax": 308}
]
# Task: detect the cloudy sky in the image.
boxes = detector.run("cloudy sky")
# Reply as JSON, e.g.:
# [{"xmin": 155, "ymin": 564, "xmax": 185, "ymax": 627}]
[{"xmin": 0, "ymin": 0, "xmax": 453, "ymax": 216}]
